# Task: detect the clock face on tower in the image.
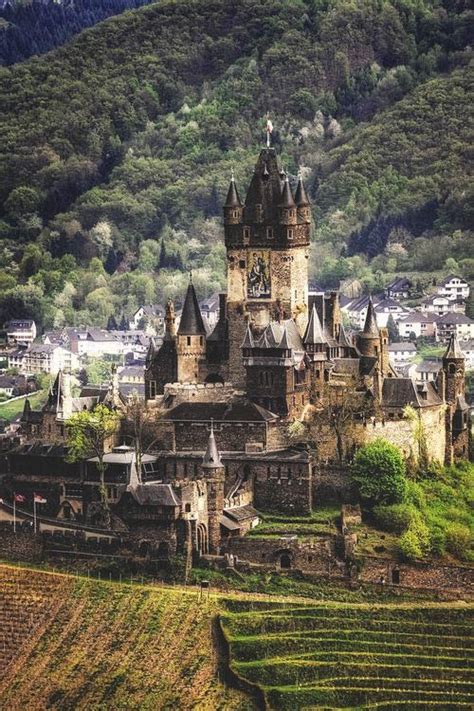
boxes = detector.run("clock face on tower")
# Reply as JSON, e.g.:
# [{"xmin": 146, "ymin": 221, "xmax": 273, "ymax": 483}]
[{"xmin": 247, "ymin": 250, "xmax": 271, "ymax": 299}]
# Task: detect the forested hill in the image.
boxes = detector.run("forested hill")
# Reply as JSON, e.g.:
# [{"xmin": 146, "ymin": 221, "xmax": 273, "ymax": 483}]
[
  {"xmin": 0, "ymin": 0, "xmax": 472, "ymax": 329},
  {"xmin": 0, "ymin": 0, "xmax": 156, "ymax": 65}
]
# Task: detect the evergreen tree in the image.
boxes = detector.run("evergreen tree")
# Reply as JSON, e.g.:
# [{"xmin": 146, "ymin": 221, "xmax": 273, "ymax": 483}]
[{"xmin": 107, "ymin": 314, "xmax": 118, "ymax": 331}]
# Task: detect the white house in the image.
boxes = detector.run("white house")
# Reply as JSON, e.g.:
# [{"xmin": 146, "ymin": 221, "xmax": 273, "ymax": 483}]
[
  {"xmin": 437, "ymin": 274, "xmax": 470, "ymax": 301},
  {"xmin": 20, "ymin": 343, "xmax": 79, "ymax": 375},
  {"xmin": 4, "ymin": 319, "xmax": 37, "ymax": 345},
  {"xmin": 200, "ymin": 292, "xmax": 222, "ymax": 329},
  {"xmin": 129, "ymin": 305, "xmax": 165, "ymax": 334},
  {"xmin": 408, "ymin": 359, "xmax": 442, "ymax": 383},
  {"xmin": 397, "ymin": 312, "xmax": 438, "ymax": 340},
  {"xmin": 420, "ymin": 294, "xmax": 464, "ymax": 315},
  {"xmin": 437, "ymin": 313, "xmax": 474, "ymax": 343},
  {"xmin": 66, "ymin": 328, "xmax": 124, "ymax": 358},
  {"xmin": 385, "ymin": 277, "xmax": 412, "ymax": 300},
  {"xmin": 388, "ymin": 342, "xmax": 417, "ymax": 364},
  {"xmin": 374, "ymin": 298, "xmax": 409, "ymax": 327}
]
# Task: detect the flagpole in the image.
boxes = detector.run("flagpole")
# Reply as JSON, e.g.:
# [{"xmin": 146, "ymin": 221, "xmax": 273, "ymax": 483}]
[
  {"xmin": 33, "ymin": 497, "xmax": 37, "ymax": 534},
  {"xmin": 13, "ymin": 495, "xmax": 16, "ymax": 534}
]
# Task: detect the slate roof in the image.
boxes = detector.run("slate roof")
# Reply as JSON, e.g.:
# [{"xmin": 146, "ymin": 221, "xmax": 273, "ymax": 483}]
[
  {"xmin": 163, "ymin": 400, "xmax": 278, "ymax": 423},
  {"xmin": 224, "ymin": 505, "xmax": 260, "ymax": 522},
  {"xmin": 388, "ymin": 342, "xmax": 417, "ymax": 352},
  {"xmin": 438, "ymin": 313, "xmax": 473, "ymax": 325},
  {"xmin": 443, "ymin": 334, "xmax": 464, "ymax": 358},
  {"xmin": 439, "ymin": 274, "xmax": 467, "ymax": 286},
  {"xmin": 304, "ymin": 304, "xmax": 326, "ymax": 345},
  {"xmin": 387, "ymin": 277, "xmax": 411, "ymax": 291},
  {"xmin": 177, "ymin": 281, "xmax": 206, "ymax": 335},
  {"xmin": 224, "ymin": 177, "xmax": 242, "ymax": 208},
  {"xmin": 294, "ymin": 176, "xmax": 310, "ymax": 206},
  {"xmin": 382, "ymin": 378, "xmax": 442, "ymax": 408},
  {"xmin": 398, "ymin": 311, "xmax": 438, "ymax": 323},
  {"xmin": 130, "ymin": 483, "xmax": 181, "ymax": 507},
  {"xmin": 361, "ymin": 299, "xmax": 379, "ymax": 337}
]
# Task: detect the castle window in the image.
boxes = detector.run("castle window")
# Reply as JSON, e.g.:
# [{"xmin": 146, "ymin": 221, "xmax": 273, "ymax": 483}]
[
  {"xmin": 200, "ymin": 336, "xmax": 203, "ymax": 346},
  {"xmin": 185, "ymin": 503, "xmax": 191, "ymax": 513},
  {"xmin": 187, "ymin": 336, "xmax": 191, "ymax": 346},
  {"xmin": 243, "ymin": 227, "xmax": 250, "ymax": 241},
  {"xmin": 449, "ymin": 364, "xmax": 456, "ymax": 374},
  {"xmin": 267, "ymin": 227, "xmax": 274, "ymax": 239},
  {"xmin": 239, "ymin": 259, "xmax": 245, "ymax": 269},
  {"xmin": 288, "ymin": 229, "xmax": 294, "ymax": 240},
  {"xmin": 150, "ymin": 381, "xmax": 157, "ymax": 398}
]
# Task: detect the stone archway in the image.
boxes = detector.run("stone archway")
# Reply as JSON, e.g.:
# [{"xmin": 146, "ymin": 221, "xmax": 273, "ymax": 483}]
[{"xmin": 280, "ymin": 553, "xmax": 292, "ymax": 569}]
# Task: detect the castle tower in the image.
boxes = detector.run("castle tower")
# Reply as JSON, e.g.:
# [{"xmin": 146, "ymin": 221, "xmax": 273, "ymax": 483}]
[
  {"xmin": 442, "ymin": 334, "xmax": 470, "ymax": 462},
  {"xmin": 144, "ymin": 300, "xmax": 178, "ymax": 399},
  {"xmin": 357, "ymin": 298, "xmax": 380, "ymax": 358},
  {"xmin": 176, "ymin": 275, "xmax": 207, "ymax": 383},
  {"xmin": 304, "ymin": 304, "xmax": 327, "ymax": 398},
  {"xmin": 201, "ymin": 421, "xmax": 225, "ymax": 554},
  {"xmin": 225, "ymin": 147, "xmax": 311, "ymax": 386}
]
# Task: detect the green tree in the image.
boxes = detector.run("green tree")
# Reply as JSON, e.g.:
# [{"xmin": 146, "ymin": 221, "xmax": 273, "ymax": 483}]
[
  {"xmin": 66, "ymin": 404, "xmax": 120, "ymax": 527},
  {"xmin": 351, "ymin": 438, "xmax": 406, "ymax": 506}
]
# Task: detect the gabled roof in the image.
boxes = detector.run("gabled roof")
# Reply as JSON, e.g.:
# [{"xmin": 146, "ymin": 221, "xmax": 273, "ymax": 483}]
[
  {"xmin": 382, "ymin": 378, "xmax": 442, "ymax": 408},
  {"xmin": 438, "ymin": 313, "xmax": 473, "ymax": 325},
  {"xmin": 387, "ymin": 276, "xmax": 411, "ymax": 290},
  {"xmin": 439, "ymin": 274, "xmax": 467, "ymax": 286},
  {"xmin": 398, "ymin": 311, "xmax": 438, "ymax": 323},
  {"xmin": 177, "ymin": 281, "xmax": 206, "ymax": 336},
  {"xmin": 388, "ymin": 342, "xmax": 417, "ymax": 351},
  {"xmin": 130, "ymin": 483, "xmax": 181, "ymax": 507}
]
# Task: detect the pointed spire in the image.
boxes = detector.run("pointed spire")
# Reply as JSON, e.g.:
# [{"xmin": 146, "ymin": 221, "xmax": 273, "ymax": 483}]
[
  {"xmin": 177, "ymin": 281, "xmax": 206, "ymax": 336},
  {"xmin": 337, "ymin": 322, "xmax": 351, "ymax": 349},
  {"xmin": 165, "ymin": 298, "xmax": 176, "ymax": 339},
  {"xmin": 241, "ymin": 323, "xmax": 254, "ymax": 349},
  {"xmin": 443, "ymin": 333, "xmax": 464, "ymax": 359},
  {"xmin": 361, "ymin": 298, "xmax": 379, "ymax": 337},
  {"xmin": 279, "ymin": 176, "xmax": 296, "ymax": 208},
  {"xmin": 295, "ymin": 175, "xmax": 310, "ymax": 206},
  {"xmin": 304, "ymin": 304, "xmax": 326, "ymax": 345},
  {"xmin": 224, "ymin": 172, "xmax": 242, "ymax": 208},
  {"xmin": 22, "ymin": 398, "xmax": 31, "ymax": 419},
  {"xmin": 279, "ymin": 325, "xmax": 292, "ymax": 350},
  {"xmin": 202, "ymin": 420, "xmax": 223, "ymax": 469}
]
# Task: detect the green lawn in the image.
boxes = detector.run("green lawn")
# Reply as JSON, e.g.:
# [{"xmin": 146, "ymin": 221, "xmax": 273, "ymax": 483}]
[{"xmin": 0, "ymin": 389, "xmax": 46, "ymax": 422}]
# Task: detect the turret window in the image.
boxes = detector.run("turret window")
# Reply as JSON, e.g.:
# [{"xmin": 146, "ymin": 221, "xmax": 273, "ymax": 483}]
[
  {"xmin": 243, "ymin": 227, "xmax": 250, "ymax": 241},
  {"xmin": 288, "ymin": 229, "xmax": 294, "ymax": 240},
  {"xmin": 187, "ymin": 336, "xmax": 191, "ymax": 346}
]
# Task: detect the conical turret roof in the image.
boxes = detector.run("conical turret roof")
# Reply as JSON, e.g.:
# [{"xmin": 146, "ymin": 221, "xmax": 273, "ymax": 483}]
[
  {"xmin": 279, "ymin": 176, "xmax": 296, "ymax": 208},
  {"xmin": 443, "ymin": 333, "xmax": 464, "ymax": 359},
  {"xmin": 361, "ymin": 298, "xmax": 379, "ymax": 338},
  {"xmin": 295, "ymin": 176, "xmax": 310, "ymax": 206},
  {"xmin": 224, "ymin": 176, "xmax": 242, "ymax": 208},
  {"xmin": 337, "ymin": 322, "xmax": 351, "ymax": 349},
  {"xmin": 202, "ymin": 421, "xmax": 223, "ymax": 469},
  {"xmin": 304, "ymin": 304, "xmax": 326, "ymax": 345},
  {"xmin": 178, "ymin": 278, "xmax": 206, "ymax": 336},
  {"xmin": 241, "ymin": 324, "xmax": 254, "ymax": 348}
]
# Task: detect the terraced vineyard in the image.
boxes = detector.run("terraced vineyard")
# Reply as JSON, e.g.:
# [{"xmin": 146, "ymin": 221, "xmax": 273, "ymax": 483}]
[
  {"xmin": 221, "ymin": 600, "xmax": 474, "ymax": 710},
  {"xmin": 0, "ymin": 564, "xmax": 253, "ymax": 710}
]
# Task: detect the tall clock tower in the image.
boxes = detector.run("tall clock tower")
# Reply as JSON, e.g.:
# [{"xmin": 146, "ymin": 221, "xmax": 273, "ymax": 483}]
[{"xmin": 223, "ymin": 148, "xmax": 311, "ymax": 386}]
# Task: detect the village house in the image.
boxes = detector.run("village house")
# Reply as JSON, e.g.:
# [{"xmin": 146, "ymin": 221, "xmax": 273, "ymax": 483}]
[
  {"xmin": 437, "ymin": 274, "xmax": 470, "ymax": 301},
  {"xmin": 4, "ymin": 319, "xmax": 37, "ymax": 346},
  {"xmin": 385, "ymin": 276, "xmax": 412, "ymax": 300},
  {"xmin": 397, "ymin": 312, "xmax": 438, "ymax": 340},
  {"xmin": 388, "ymin": 341, "xmax": 417, "ymax": 365},
  {"xmin": 421, "ymin": 294, "xmax": 465, "ymax": 315},
  {"xmin": 129, "ymin": 305, "xmax": 166, "ymax": 335},
  {"xmin": 18, "ymin": 343, "xmax": 79, "ymax": 375},
  {"xmin": 437, "ymin": 313, "xmax": 474, "ymax": 343}
]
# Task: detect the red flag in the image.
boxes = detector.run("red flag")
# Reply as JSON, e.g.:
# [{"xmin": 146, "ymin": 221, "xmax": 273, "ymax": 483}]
[
  {"xmin": 14, "ymin": 494, "xmax": 25, "ymax": 503},
  {"xmin": 34, "ymin": 494, "xmax": 47, "ymax": 504}
]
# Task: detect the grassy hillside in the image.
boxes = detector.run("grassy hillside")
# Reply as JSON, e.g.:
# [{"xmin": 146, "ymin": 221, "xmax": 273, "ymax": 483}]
[
  {"xmin": 0, "ymin": 389, "xmax": 46, "ymax": 422},
  {"xmin": 0, "ymin": 0, "xmax": 472, "ymax": 328},
  {"xmin": 221, "ymin": 600, "xmax": 474, "ymax": 709}
]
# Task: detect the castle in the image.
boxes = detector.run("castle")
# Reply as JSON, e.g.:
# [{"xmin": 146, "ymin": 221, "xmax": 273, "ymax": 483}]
[{"xmin": 0, "ymin": 147, "xmax": 470, "ymax": 564}]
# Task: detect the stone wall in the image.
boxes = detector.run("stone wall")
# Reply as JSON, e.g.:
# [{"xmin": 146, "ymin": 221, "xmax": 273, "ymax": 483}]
[
  {"xmin": 253, "ymin": 460, "xmax": 312, "ymax": 515},
  {"xmin": 226, "ymin": 535, "xmax": 343, "ymax": 577},
  {"xmin": 173, "ymin": 420, "xmax": 268, "ymax": 453},
  {"xmin": 360, "ymin": 556, "xmax": 474, "ymax": 595},
  {"xmin": 164, "ymin": 382, "xmax": 235, "ymax": 404},
  {"xmin": 0, "ymin": 525, "xmax": 43, "ymax": 561}
]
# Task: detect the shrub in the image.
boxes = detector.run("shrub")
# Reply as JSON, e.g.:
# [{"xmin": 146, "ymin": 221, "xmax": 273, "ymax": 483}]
[
  {"xmin": 351, "ymin": 439, "xmax": 406, "ymax": 506},
  {"xmin": 445, "ymin": 523, "xmax": 471, "ymax": 559},
  {"xmin": 399, "ymin": 528, "xmax": 423, "ymax": 561},
  {"xmin": 404, "ymin": 480, "xmax": 426, "ymax": 510},
  {"xmin": 373, "ymin": 503, "xmax": 417, "ymax": 533},
  {"xmin": 429, "ymin": 526, "xmax": 446, "ymax": 556}
]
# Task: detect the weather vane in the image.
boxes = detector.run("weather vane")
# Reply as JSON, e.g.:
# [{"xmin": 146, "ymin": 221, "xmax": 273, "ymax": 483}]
[{"xmin": 265, "ymin": 114, "xmax": 273, "ymax": 148}]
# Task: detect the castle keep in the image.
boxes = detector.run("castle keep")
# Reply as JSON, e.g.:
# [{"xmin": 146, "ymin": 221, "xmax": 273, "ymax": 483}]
[{"xmin": 1, "ymin": 146, "xmax": 470, "ymax": 564}]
